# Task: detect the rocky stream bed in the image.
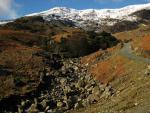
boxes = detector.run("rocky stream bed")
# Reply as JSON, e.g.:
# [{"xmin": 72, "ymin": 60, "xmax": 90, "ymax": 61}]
[{"xmin": 0, "ymin": 56, "xmax": 113, "ymax": 113}]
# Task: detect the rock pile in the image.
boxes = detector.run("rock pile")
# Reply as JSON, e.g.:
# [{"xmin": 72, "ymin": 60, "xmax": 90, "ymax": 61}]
[{"xmin": 1, "ymin": 58, "xmax": 113, "ymax": 113}]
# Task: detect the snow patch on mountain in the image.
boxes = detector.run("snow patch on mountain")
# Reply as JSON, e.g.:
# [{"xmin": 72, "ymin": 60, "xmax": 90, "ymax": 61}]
[
  {"xmin": 0, "ymin": 20, "xmax": 12, "ymax": 25},
  {"xmin": 27, "ymin": 3, "xmax": 150, "ymax": 26}
]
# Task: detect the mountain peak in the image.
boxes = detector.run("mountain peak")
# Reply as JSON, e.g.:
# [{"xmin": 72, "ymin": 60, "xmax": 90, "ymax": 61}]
[
  {"xmin": 2, "ymin": 3, "xmax": 150, "ymax": 30},
  {"xmin": 27, "ymin": 3, "xmax": 150, "ymax": 16},
  {"xmin": 26, "ymin": 3, "xmax": 150, "ymax": 28}
]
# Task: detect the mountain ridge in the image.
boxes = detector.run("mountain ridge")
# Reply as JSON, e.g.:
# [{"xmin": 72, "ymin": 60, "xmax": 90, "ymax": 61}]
[
  {"xmin": 26, "ymin": 3, "xmax": 150, "ymax": 26},
  {"xmin": 1, "ymin": 3, "xmax": 150, "ymax": 33}
]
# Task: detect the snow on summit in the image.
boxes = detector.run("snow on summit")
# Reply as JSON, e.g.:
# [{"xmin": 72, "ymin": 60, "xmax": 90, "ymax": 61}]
[
  {"xmin": 27, "ymin": 3, "xmax": 150, "ymax": 23},
  {"xmin": 1, "ymin": 3, "xmax": 150, "ymax": 26}
]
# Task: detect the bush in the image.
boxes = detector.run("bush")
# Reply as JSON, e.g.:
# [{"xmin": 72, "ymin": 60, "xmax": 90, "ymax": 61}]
[
  {"xmin": 46, "ymin": 31, "xmax": 119, "ymax": 58},
  {"xmin": 87, "ymin": 31, "xmax": 119, "ymax": 52}
]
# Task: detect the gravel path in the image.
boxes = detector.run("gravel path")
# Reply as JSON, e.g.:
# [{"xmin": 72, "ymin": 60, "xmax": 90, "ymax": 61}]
[{"xmin": 119, "ymin": 43, "xmax": 150, "ymax": 63}]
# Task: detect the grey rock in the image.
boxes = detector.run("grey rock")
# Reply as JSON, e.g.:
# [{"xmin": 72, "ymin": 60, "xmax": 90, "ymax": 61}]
[
  {"xmin": 100, "ymin": 86, "xmax": 112, "ymax": 98},
  {"xmin": 21, "ymin": 100, "xmax": 26, "ymax": 107},
  {"xmin": 60, "ymin": 78, "xmax": 67, "ymax": 85},
  {"xmin": 74, "ymin": 101, "xmax": 83, "ymax": 109},
  {"xmin": 87, "ymin": 94, "xmax": 99, "ymax": 104},
  {"xmin": 57, "ymin": 101, "xmax": 64, "ymax": 108},
  {"xmin": 81, "ymin": 99, "xmax": 89, "ymax": 107},
  {"xmin": 73, "ymin": 66, "xmax": 79, "ymax": 71},
  {"xmin": 18, "ymin": 105, "xmax": 23, "ymax": 113},
  {"xmin": 63, "ymin": 86, "xmax": 72, "ymax": 93},
  {"xmin": 92, "ymin": 86, "xmax": 101, "ymax": 95},
  {"xmin": 75, "ymin": 80, "xmax": 85, "ymax": 88},
  {"xmin": 27, "ymin": 104, "xmax": 39, "ymax": 113},
  {"xmin": 144, "ymin": 70, "xmax": 149, "ymax": 75},
  {"xmin": 87, "ymin": 86, "xmax": 94, "ymax": 92},
  {"xmin": 40, "ymin": 99, "xmax": 48, "ymax": 109},
  {"xmin": 14, "ymin": 58, "xmax": 109, "ymax": 112},
  {"xmin": 63, "ymin": 99, "xmax": 72, "ymax": 109},
  {"xmin": 44, "ymin": 106, "xmax": 50, "ymax": 112},
  {"xmin": 46, "ymin": 73, "xmax": 50, "ymax": 76}
]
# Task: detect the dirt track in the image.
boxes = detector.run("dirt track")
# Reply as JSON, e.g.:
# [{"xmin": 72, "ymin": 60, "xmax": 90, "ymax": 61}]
[{"xmin": 120, "ymin": 43, "xmax": 150, "ymax": 63}]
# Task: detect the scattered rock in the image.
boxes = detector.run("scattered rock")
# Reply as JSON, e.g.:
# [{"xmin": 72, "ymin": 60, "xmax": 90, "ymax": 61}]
[
  {"xmin": 44, "ymin": 106, "xmax": 50, "ymax": 112},
  {"xmin": 64, "ymin": 86, "xmax": 72, "ymax": 94},
  {"xmin": 21, "ymin": 100, "xmax": 26, "ymax": 107},
  {"xmin": 57, "ymin": 101, "xmax": 64, "ymax": 108},
  {"xmin": 74, "ymin": 101, "xmax": 83, "ymax": 109},
  {"xmin": 75, "ymin": 80, "xmax": 85, "ymax": 88},
  {"xmin": 27, "ymin": 104, "xmax": 39, "ymax": 113},
  {"xmin": 92, "ymin": 86, "xmax": 101, "ymax": 95},
  {"xmin": 40, "ymin": 99, "xmax": 48, "ymax": 109},
  {"xmin": 18, "ymin": 106, "xmax": 23, "ymax": 113},
  {"xmin": 2, "ymin": 58, "xmax": 111, "ymax": 113},
  {"xmin": 60, "ymin": 78, "xmax": 67, "ymax": 85},
  {"xmin": 87, "ymin": 94, "xmax": 100, "ymax": 104},
  {"xmin": 81, "ymin": 99, "xmax": 89, "ymax": 107},
  {"xmin": 100, "ymin": 86, "xmax": 113, "ymax": 98}
]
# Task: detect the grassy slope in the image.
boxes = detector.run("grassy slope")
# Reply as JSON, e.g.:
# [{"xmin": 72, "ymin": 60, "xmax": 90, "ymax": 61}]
[
  {"xmin": 114, "ymin": 24, "xmax": 150, "ymax": 58},
  {"xmin": 71, "ymin": 51, "xmax": 150, "ymax": 113},
  {"xmin": 71, "ymin": 25, "xmax": 150, "ymax": 113}
]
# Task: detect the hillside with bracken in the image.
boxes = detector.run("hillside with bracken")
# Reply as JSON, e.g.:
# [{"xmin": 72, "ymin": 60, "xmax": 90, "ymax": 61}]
[{"xmin": 0, "ymin": 3, "xmax": 150, "ymax": 113}]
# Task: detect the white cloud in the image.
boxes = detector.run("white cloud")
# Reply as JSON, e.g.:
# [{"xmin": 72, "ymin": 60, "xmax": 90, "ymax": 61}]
[{"xmin": 0, "ymin": 0, "xmax": 19, "ymax": 19}]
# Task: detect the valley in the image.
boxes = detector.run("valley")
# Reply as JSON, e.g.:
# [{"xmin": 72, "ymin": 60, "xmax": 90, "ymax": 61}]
[{"xmin": 0, "ymin": 3, "xmax": 150, "ymax": 113}]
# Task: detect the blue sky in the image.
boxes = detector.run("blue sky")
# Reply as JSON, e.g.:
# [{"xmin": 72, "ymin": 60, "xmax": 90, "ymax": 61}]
[{"xmin": 0, "ymin": 0, "xmax": 150, "ymax": 20}]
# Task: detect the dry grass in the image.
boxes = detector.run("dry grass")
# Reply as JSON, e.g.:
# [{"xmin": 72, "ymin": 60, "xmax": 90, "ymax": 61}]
[
  {"xmin": 81, "ymin": 44, "xmax": 123, "ymax": 84},
  {"xmin": 72, "ymin": 24, "xmax": 150, "ymax": 113},
  {"xmin": 0, "ymin": 30, "xmax": 37, "ymax": 40},
  {"xmin": 52, "ymin": 30, "xmax": 87, "ymax": 42},
  {"xmin": 0, "ymin": 40, "xmax": 44, "ymax": 98},
  {"xmin": 114, "ymin": 24, "xmax": 150, "ymax": 58},
  {"xmin": 81, "ymin": 51, "xmax": 103, "ymax": 64},
  {"xmin": 71, "ymin": 52, "xmax": 150, "ymax": 113},
  {"xmin": 89, "ymin": 55, "xmax": 129, "ymax": 84},
  {"xmin": 140, "ymin": 36, "xmax": 150, "ymax": 51},
  {"xmin": 82, "ymin": 44, "xmax": 121, "ymax": 64}
]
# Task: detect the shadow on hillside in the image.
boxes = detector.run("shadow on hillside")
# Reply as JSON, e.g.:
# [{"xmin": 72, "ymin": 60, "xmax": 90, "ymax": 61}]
[{"xmin": 0, "ymin": 66, "xmax": 12, "ymax": 76}]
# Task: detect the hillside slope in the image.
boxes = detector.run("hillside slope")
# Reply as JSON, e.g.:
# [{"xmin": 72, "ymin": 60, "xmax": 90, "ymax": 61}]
[
  {"xmin": 0, "ymin": 16, "xmax": 120, "ymax": 113},
  {"xmin": 71, "ymin": 23, "xmax": 150, "ymax": 113},
  {"xmin": 0, "ymin": 3, "xmax": 150, "ymax": 113}
]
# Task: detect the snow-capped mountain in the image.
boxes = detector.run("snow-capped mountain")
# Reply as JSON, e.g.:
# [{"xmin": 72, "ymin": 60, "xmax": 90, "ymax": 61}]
[
  {"xmin": 0, "ymin": 20, "xmax": 13, "ymax": 25},
  {"xmin": 1, "ymin": 3, "xmax": 150, "ymax": 32},
  {"xmin": 27, "ymin": 3, "xmax": 150, "ymax": 28}
]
